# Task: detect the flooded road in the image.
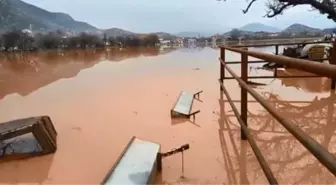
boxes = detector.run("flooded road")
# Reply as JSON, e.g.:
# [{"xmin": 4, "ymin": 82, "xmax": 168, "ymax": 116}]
[{"xmin": 0, "ymin": 46, "xmax": 335, "ymax": 184}]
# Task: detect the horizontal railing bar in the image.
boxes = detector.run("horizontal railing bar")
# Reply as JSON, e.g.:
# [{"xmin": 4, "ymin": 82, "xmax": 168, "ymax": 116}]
[
  {"xmin": 224, "ymin": 130, "xmax": 294, "ymax": 135},
  {"xmin": 223, "ymin": 62, "xmax": 336, "ymax": 176},
  {"xmin": 224, "ymin": 41, "xmax": 333, "ymax": 48},
  {"xmin": 220, "ymin": 47, "xmax": 336, "ymax": 79},
  {"xmin": 227, "ymin": 58, "xmax": 330, "ymax": 64},
  {"xmin": 224, "ymin": 115, "xmax": 329, "ymax": 119},
  {"xmin": 312, "ymin": 58, "xmax": 331, "ymax": 61},
  {"xmin": 220, "ymin": 100, "xmax": 317, "ymax": 103},
  {"xmin": 219, "ymin": 58, "xmax": 321, "ymax": 79},
  {"xmin": 223, "ymin": 75, "xmax": 320, "ymax": 79},
  {"xmin": 219, "ymin": 79, "xmax": 278, "ymax": 185},
  {"xmin": 220, "ymin": 94, "xmax": 334, "ymax": 105},
  {"xmin": 226, "ymin": 60, "xmax": 268, "ymax": 64}
]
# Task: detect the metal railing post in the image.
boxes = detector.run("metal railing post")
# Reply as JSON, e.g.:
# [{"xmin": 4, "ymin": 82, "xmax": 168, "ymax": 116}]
[
  {"xmin": 331, "ymin": 41, "xmax": 336, "ymax": 90},
  {"xmin": 241, "ymin": 48, "xmax": 248, "ymax": 140},
  {"xmin": 220, "ymin": 48, "xmax": 225, "ymax": 90},
  {"xmin": 274, "ymin": 45, "xmax": 279, "ymax": 78}
]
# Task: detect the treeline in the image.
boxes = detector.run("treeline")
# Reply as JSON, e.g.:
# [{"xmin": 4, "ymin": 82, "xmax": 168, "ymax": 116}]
[
  {"xmin": 107, "ymin": 34, "xmax": 159, "ymax": 48},
  {"xmin": 0, "ymin": 29, "xmax": 160, "ymax": 52}
]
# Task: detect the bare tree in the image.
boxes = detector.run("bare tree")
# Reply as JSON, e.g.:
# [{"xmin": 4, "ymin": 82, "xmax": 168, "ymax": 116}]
[
  {"xmin": 221, "ymin": 0, "xmax": 336, "ymax": 22},
  {"xmin": 2, "ymin": 30, "xmax": 21, "ymax": 51},
  {"xmin": 230, "ymin": 29, "xmax": 242, "ymax": 40}
]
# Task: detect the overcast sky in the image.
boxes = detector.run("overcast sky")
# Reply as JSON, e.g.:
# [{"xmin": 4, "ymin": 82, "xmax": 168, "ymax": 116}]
[{"xmin": 23, "ymin": 0, "xmax": 336, "ymax": 34}]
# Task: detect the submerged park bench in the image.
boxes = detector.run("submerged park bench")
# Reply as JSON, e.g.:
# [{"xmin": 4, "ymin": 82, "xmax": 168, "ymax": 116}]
[
  {"xmin": 102, "ymin": 137, "xmax": 189, "ymax": 185},
  {"xmin": 0, "ymin": 116, "xmax": 57, "ymax": 161},
  {"xmin": 171, "ymin": 91, "xmax": 203, "ymax": 119}
]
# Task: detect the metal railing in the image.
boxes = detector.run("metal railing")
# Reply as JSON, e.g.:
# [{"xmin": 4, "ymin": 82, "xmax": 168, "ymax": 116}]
[
  {"xmin": 228, "ymin": 40, "xmax": 333, "ymax": 48},
  {"xmin": 218, "ymin": 41, "xmax": 336, "ymax": 184}
]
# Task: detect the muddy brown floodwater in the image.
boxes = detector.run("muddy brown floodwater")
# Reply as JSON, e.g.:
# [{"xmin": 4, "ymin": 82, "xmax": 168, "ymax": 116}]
[{"xmin": 0, "ymin": 46, "xmax": 335, "ymax": 184}]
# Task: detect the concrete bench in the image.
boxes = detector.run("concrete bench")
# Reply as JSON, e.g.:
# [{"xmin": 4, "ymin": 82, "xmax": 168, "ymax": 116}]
[
  {"xmin": 102, "ymin": 137, "xmax": 190, "ymax": 185},
  {"xmin": 102, "ymin": 137, "xmax": 161, "ymax": 185},
  {"xmin": 0, "ymin": 116, "xmax": 57, "ymax": 161},
  {"xmin": 171, "ymin": 91, "xmax": 203, "ymax": 119}
]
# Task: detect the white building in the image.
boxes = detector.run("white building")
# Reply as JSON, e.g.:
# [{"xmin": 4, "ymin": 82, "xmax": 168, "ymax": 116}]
[{"xmin": 21, "ymin": 29, "xmax": 33, "ymax": 37}]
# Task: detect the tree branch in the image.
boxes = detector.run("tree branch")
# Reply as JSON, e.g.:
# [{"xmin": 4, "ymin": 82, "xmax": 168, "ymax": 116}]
[
  {"xmin": 232, "ymin": 0, "xmax": 336, "ymax": 22},
  {"xmin": 242, "ymin": 0, "xmax": 257, "ymax": 14},
  {"xmin": 265, "ymin": 2, "xmax": 295, "ymax": 18},
  {"xmin": 309, "ymin": 0, "xmax": 336, "ymax": 22}
]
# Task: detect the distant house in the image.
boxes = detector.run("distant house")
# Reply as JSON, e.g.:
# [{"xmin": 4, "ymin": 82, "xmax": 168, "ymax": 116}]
[
  {"xmin": 187, "ymin": 38, "xmax": 196, "ymax": 45},
  {"xmin": 173, "ymin": 38, "xmax": 183, "ymax": 45},
  {"xmin": 224, "ymin": 36, "xmax": 232, "ymax": 40},
  {"xmin": 183, "ymin": 38, "xmax": 188, "ymax": 44},
  {"xmin": 159, "ymin": 38, "xmax": 171, "ymax": 45},
  {"xmin": 65, "ymin": 31, "xmax": 75, "ymax": 37},
  {"xmin": 253, "ymin": 31, "xmax": 279, "ymax": 38},
  {"xmin": 269, "ymin": 33, "xmax": 279, "ymax": 37},
  {"xmin": 211, "ymin": 36, "xmax": 217, "ymax": 44},
  {"xmin": 254, "ymin": 31, "xmax": 268, "ymax": 37}
]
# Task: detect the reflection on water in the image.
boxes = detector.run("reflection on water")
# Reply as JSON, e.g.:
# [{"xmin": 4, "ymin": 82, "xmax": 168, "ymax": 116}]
[
  {"xmin": 0, "ymin": 46, "xmax": 335, "ymax": 184},
  {"xmin": 277, "ymin": 68, "xmax": 331, "ymax": 93},
  {"xmin": 0, "ymin": 133, "xmax": 42, "ymax": 158},
  {"xmin": 0, "ymin": 48, "xmax": 170, "ymax": 100},
  {"xmin": 220, "ymin": 90, "xmax": 336, "ymax": 184}
]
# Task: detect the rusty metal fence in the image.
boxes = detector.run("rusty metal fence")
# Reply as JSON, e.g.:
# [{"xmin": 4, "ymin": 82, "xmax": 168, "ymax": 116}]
[{"xmin": 219, "ymin": 42, "xmax": 336, "ymax": 184}]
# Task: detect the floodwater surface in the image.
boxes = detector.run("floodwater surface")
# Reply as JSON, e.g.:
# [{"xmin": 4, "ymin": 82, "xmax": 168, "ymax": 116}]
[{"xmin": 0, "ymin": 46, "xmax": 335, "ymax": 184}]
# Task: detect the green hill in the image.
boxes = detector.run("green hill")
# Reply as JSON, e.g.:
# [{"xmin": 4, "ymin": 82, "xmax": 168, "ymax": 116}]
[{"xmin": 0, "ymin": 0, "xmax": 98, "ymax": 32}]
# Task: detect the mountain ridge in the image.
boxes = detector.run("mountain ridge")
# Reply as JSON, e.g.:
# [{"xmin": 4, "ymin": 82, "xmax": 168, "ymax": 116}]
[
  {"xmin": 281, "ymin": 23, "xmax": 321, "ymax": 34},
  {"xmin": 0, "ymin": 0, "xmax": 98, "ymax": 32},
  {"xmin": 103, "ymin": 28, "xmax": 136, "ymax": 37},
  {"xmin": 222, "ymin": 23, "xmax": 332, "ymax": 37},
  {"xmin": 239, "ymin": 23, "xmax": 281, "ymax": 32}
]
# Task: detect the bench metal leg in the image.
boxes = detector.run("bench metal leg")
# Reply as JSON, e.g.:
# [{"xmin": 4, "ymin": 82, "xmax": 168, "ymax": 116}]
[
  {"xmin": 189, "ymin": 110, "xmax": 200, "ymax": 119},
  {"xmin": 157, "ymin": 153, "xmax": 162, "ymax": 172},
  {"xmin": 157, "ymin": 144, "xmax": 190, "ymax": 174},
  {"xmin": 181, "ymin": 151, "xmax": 185, "ymax": 178},
  {"xmin": 194, "ymin": 91, "xmax": 203, "ymax": 99}
]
